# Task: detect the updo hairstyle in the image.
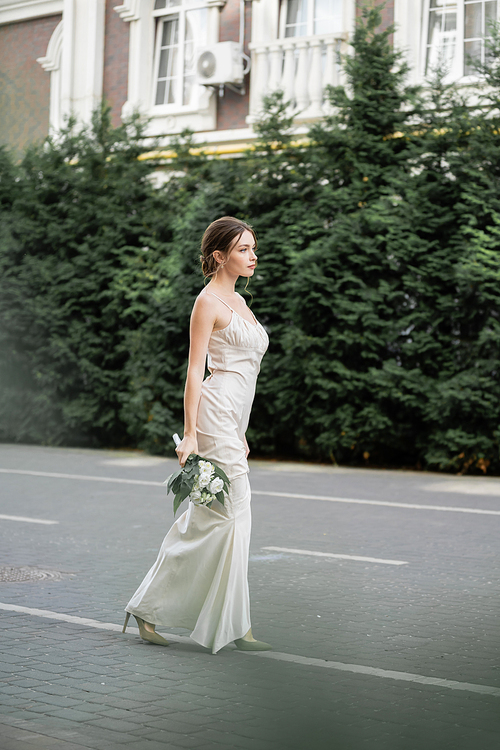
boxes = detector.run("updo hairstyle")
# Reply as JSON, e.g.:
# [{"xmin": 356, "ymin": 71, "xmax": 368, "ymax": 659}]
[{"xmin": 200, "ymin": 216, "xmax": 256, "ymax": 279}]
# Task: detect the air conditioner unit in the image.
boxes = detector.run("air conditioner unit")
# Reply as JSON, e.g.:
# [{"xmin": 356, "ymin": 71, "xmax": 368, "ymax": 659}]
[{"xmin": 196, "ymin": 41, "xmax": 244, "ymax": 87}]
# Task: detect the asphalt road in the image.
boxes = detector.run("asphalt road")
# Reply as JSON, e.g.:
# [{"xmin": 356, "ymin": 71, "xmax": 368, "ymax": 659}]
[{"xmin": 0, "ymin": 443, "xmax": 499, "ymax": 750}]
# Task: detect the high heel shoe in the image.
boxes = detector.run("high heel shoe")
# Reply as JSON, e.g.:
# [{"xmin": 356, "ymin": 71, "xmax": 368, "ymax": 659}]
[
  {"xmin": 122, "ymin": 612, "xmax": 169, "ymax": 646},
  {"xmin": 234, "ymin": 637, "xmax": 272, "ymax": 652}
]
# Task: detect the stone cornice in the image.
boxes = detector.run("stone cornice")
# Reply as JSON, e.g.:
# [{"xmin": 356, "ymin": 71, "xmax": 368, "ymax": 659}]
[
  {"xmin": 113, "ymin": 0, "xmax": 140, "ymax": 22},
  {"xmin": 36, "ymin": 18, "xmax": 62, "ymax": 71},
  {"xmin": 0, "ymin": 0, "xmax": 62, "ymax": 25}
]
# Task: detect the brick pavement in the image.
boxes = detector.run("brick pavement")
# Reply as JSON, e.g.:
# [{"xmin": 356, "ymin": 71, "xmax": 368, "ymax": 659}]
[{"xmin": 0, "ymin": 444, "xmax": 499, "ymax": 749}]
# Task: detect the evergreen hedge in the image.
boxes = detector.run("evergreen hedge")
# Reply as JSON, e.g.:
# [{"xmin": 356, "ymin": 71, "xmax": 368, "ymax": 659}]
[{"xmin": 1, "ymin": 6, "xmax": 499, "ymax": 474}]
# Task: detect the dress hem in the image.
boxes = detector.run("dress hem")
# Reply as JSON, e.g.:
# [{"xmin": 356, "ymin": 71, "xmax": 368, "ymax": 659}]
[{"xmin": 124, "ymin": 607, "xmax": 250, "ymax": 654}]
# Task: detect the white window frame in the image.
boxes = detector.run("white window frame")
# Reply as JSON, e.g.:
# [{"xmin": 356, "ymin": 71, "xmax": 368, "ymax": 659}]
[
  {"xmin": 152, "ymin": 0, "xmax": 208, "ymax": 115},
  {"xmin": 279, "ymin": 0, "xmax": 313, "ymax": 37},
  {"xmin": 115, "ymin": 0, "xmax": 224, "ymax": 137},
  {"xmin": 0, "ymin": 1, "xmax": 62, "ymax": 26},
  {"xmin": 278, "ymin": 0, "xmax": 344, "ymax": 39},
  {"xmin": 463, "ymin": 0, "xmax": 499, "ymax": 74},
  {"xmin": 421, "ymin": 0, "xmax": 500, "ymax": 83}
]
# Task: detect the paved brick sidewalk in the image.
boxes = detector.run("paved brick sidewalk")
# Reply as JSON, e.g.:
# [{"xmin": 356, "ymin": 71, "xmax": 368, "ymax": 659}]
[{"xmin": 1, "ymin": 444, "xmax": 499, "ymax": 749}]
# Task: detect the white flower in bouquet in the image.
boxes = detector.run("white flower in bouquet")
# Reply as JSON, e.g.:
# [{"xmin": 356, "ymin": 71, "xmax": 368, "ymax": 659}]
[
  {"xmin": 196, "ymin": 490, "xmax": 213, "ymax": 506},
  {"xmin": 209, "ymin": 477, "xmax": 224, "ymax": 494},
  {"xmin": 198, "ymin": 460, "xmax": 214, "ymax": 474},
  {"xmin": 190, "ymin": 489, "xmax": 202, "ymax": 503},
  {"xmin": 198, "ymin": 471, "xmax": 211, "ymax": 488}
]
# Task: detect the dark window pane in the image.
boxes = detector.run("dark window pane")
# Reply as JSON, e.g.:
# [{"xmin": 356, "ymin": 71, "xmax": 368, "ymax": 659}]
[
  {"xmin": 154, "ymin": 0, "xmax": 166, "ymax": 8},
  {"xmin": 426, "ymin": 9, "xmax": 457, "ymax": 73},
  {"xmin": 155, "ymin": 80, "xmax": 166, "ymax": 105},
  {"xmin": 167, "ymin": 80, "xmax": 175, "ymax": 104},
  {"xmin": 171, "ymin": 18, "xmax": 179, "ymax": 44},
  {"xmin": 428, "ymin": 11, "xmax": 442, "ymax": 46},
  {"xmin": 161, "ymin": 18, "xmax": 178, "ymax": 47},
  {"xmin": 161, "ymin": 20, "xmax": 169, "ymax": 46},
  {"xmin": 485, "ymin": 1, "xmax": 497, "ymax": 30},
  {"xmin": 158, "ymin": 49, "xmax": 169, "ymax": 79},
  {"xmin": 465, "ymin": 2, "xmax": 482, "ymax": 39},
  {"xmin": 444, "ymin": 10, "xmax": 457, "ymax": 31},
  {"xmin": 464, "ymin": 38, "xmax": 482, "ymax": 74},
  {"xmin": 286, "ymin": 0, "xmax": 301, "ymax": 26},
  {"xmin": 285, "ymin": 0, "xmax": 308, "ymax": 36}
]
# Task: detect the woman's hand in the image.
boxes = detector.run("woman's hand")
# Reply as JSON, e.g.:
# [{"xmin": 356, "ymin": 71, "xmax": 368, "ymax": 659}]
[
  {"xmin": 244, "ymin": 436, "xmax": 250, "ymax": 458},
  {"xmin": 175, "ymin": 434, "xmax": 198, "ymax": 467}
]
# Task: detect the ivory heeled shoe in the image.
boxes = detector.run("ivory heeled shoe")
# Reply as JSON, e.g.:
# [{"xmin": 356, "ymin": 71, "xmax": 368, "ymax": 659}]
[
  {"xmin": 122, "ymin": 612, "xmax": 169, "ymax": 646},
  {"xmin": 234, "ymin": 637, "xmax": 272, "ymax": 652}
]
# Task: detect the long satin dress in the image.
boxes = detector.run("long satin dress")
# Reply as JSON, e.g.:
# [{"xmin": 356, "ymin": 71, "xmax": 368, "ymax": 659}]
[{"xmin": 125, "ymin": 292, "xmax": 269, "ymax": 654}]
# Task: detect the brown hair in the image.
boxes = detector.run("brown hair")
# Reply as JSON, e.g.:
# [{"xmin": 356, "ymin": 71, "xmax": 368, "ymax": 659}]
[{"xmin": 200, "ymin": 216, "xmax": 257, "ymax": 279}]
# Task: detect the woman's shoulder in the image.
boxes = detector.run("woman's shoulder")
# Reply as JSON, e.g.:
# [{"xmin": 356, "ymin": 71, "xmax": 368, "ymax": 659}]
[
  {"xmin": 196, "ymin": 287, "xmax": 221, "ymax": 302},
  {"xmin": 193, "ymin": 289, "xmax": 218, "ymax": 314}
]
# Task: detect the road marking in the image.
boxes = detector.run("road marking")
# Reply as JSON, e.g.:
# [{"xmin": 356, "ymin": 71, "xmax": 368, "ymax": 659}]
[
  {"xmin": 253, "ymin": 490, "xmax": 500, "ymax": 516},
  {"xmin": 1, "ymin": 468, "xmax": 499, "ymax": 516},
  {"xmin": 0, "ymin": 514, "xmax": 58, "ymax": 525},
  {"xmin": 242, "ymin": 651, "xmax": 500, "ymax": 697},
  {"xmin": 262, "ymin": 546, "xmax": 408, "ymax": 566},
  {"xmin": 0, "ymin": 468, "xmax": 161, "ymax": 486},
  {"xmin": 0, "ymin": 601, "xmax": 498, "ymax": 698}
]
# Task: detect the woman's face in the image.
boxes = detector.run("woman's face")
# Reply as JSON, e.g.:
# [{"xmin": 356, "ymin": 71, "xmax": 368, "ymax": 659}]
[{"xmin": 221, "ymin": 229, "xmax": 257, "ymax": 278}]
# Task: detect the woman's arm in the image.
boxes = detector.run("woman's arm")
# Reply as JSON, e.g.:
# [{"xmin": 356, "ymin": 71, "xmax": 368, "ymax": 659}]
[{"xmin": 175, "ymin": 294, "xmax": 217, "ymax": 467}]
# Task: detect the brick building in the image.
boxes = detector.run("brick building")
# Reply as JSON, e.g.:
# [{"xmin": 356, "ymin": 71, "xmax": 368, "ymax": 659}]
[{"xmin": 0, "ymin": 1, "xmax": 497, "ymax": 154}]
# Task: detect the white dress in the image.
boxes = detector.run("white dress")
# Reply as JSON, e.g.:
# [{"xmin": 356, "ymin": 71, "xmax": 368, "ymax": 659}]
[{"xmin": 125, "ymin": 292, "xmax": 269, "ymax": 653}]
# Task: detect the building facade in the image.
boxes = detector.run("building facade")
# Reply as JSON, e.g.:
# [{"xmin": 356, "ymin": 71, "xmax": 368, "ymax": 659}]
[{"xmin": 0, "ymin": 1, "xmax": 497, "ymax": 154}]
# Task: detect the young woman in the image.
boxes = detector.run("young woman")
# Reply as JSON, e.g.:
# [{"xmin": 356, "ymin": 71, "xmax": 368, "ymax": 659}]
[{"xmin": 122, "ymin": 217, "xmax": 271, "ymax": 654}]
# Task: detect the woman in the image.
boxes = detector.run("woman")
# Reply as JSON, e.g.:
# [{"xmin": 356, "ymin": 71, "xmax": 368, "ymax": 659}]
[{"xmin": 122, "ymin": 217, "xmax": 271, "ymax": 654}]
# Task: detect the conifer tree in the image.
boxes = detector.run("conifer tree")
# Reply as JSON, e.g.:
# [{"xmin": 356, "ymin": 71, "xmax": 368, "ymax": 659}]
[
  {"xmin": 0, "ymin": 108, "xmax": 170, "ymax": 445},
  {"xmin": 270, "ymin": 5, "xmax": 500, "ymax": 472}
]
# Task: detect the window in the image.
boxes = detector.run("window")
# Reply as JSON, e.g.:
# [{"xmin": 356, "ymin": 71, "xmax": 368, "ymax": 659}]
[
  {"xmin": 426, "ymin": 1, "xmax": 458, "ymax": 75},
  {"xmin": 280, "ymin": 0, "xmax": 343, "ymax": 38},
  {"xmin": 464, "ymin": 0, "xmax": 497, "ymax": 73},
  {"xmin": 425, "ymin": 0, "xmax": 498, "ymax": 78},
  {"xmin": 153, "ymin": 0, "xmax": 208, "ymax": 109}
]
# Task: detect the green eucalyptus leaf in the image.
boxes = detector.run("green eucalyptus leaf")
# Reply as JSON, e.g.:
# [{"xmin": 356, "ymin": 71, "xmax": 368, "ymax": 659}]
[
  {"xmin": 173, "ymin": 493, "xmax": 185, "ymax": 516},
  {"xmin": 171, "ymin": 474, "xmax": 185, "ymax": 495},
  {"xmin": 166, "ymin": 468, "xmax": 182, "ymax": 495},
  {"xmin": 212, "ymin": 465, "xmax": 230, "ymax": 484},
  {"xmin": 173, "ymin": 482, "xmax": 193, "ymax": 515}
]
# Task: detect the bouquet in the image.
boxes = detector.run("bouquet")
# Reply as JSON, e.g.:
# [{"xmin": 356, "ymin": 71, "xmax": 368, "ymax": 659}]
[{"xmin": 165, "ymin": 438, "xmax": 230, "ymax": 515}]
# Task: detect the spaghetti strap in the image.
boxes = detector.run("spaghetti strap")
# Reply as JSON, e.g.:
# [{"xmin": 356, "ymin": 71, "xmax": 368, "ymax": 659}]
[
  {"xmin": 236, "ymin": 292, "xmax": 258, "ymax": 323},
  {"xmin": 205, "ymin": 290, "xmax": 259, "ymax": 328},
  {"xmin": 247, "ymin": 306, "xmax": 258, "ymax": 324},
  {"xmin": 205, "ymin": 291, "xmax": 236, "ymax": 313}
]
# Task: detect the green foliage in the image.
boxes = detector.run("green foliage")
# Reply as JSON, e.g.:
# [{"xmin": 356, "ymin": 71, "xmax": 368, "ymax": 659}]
[
  {"xmin": 0, "ymin": 107, "xmax": 173, "ymax": 446},
  {"xmin": 1, "ymin": 8, "xmax": 500, "ymax": 474}
]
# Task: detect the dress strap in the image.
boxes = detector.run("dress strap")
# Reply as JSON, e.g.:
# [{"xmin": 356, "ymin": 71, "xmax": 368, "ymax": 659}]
[
  {"xmin": 237, "ymin": 292, "xmax": 258, "ymax": 323},
  {"xmin": 205, "ymin": 291, "xmax": 236, "ymax": 313}
]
